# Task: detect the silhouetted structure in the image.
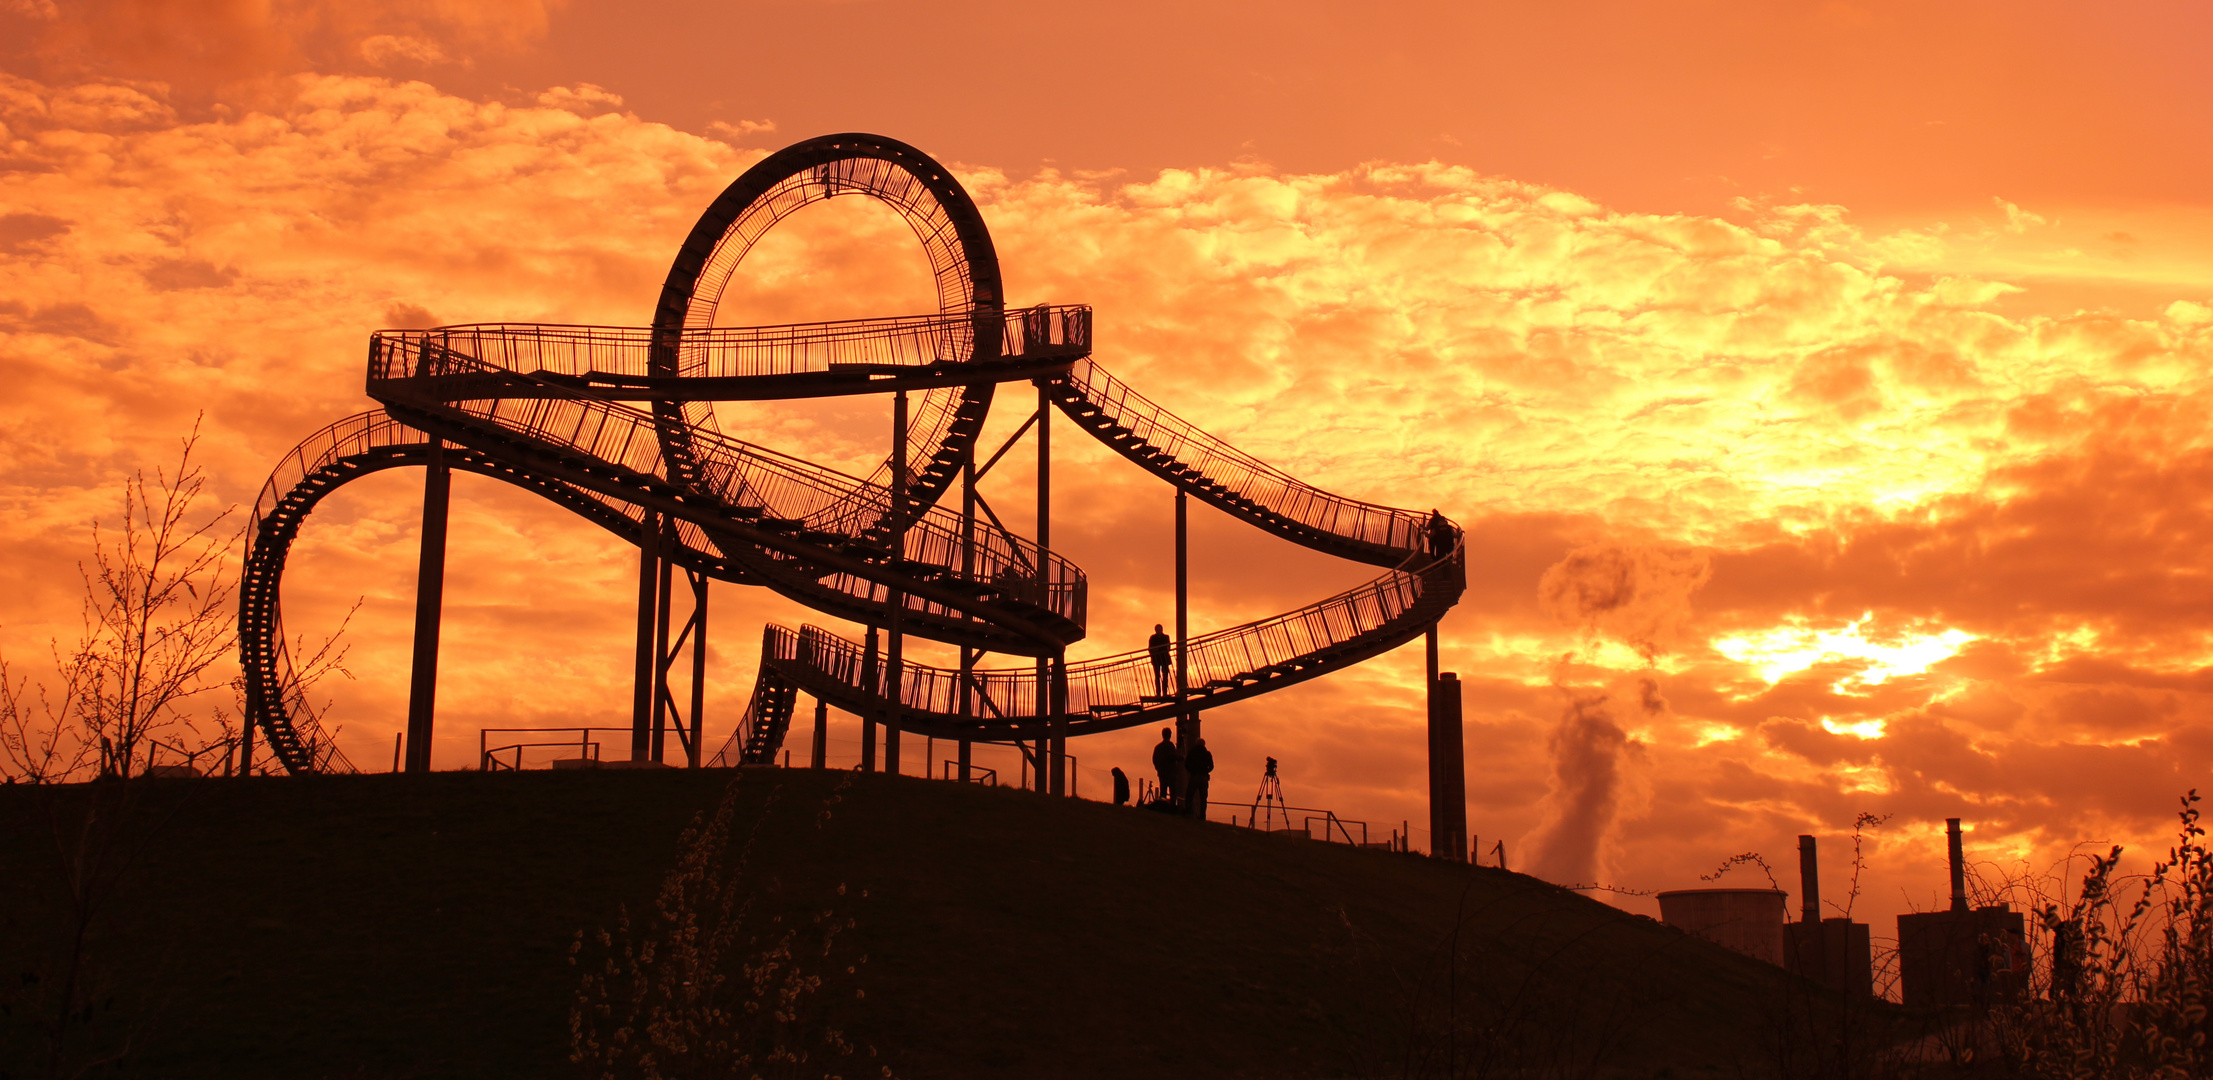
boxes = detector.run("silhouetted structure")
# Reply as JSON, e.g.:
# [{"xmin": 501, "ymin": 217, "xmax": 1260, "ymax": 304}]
[
  {"xmin": 237, "ymin": 133, "xmax": 1465, "ymax": 792},
  {"xmin": 1784, "ymin": 834, "xmax": 1874, "ymax": 996},
  {"xmin": 1898, "ymin": 818, "xmax": 2028, "ymax": 1009},
  {"xmin": 1658, "ymin": 888, "xmax": 1788, "ymax": 965}
]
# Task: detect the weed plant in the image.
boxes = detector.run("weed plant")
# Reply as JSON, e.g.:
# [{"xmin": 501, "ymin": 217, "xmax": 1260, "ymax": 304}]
[{"xmin": 569, "ymin": 771, "xmax": 890, "ymax": 1080}]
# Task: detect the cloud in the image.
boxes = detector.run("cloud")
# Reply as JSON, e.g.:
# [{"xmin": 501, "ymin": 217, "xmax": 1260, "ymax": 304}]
[{"xmin": 1539, "ymin": 542, "xmax": 1712, "ymax": 662}]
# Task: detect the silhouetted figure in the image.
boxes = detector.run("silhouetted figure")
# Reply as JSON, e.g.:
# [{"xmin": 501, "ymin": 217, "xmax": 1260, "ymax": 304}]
[
  {"xmin": 1184, "ymin": 737, "xmax": 1214, "ymax": 820},
  {"xmin": 1147, "ymin": 623, "xmax": 1172, "ymax": 697},
  {"xmin": 1428, "ymin": 509, "xmax": 1453, "ymax": 557},
  {"xmin": 1151, "ymin": 726, "xmax": 1184, "ymax": 807},
  {"xmin": 1111, "ymin": 766, "xmax": 1130, "ymax": 806}
]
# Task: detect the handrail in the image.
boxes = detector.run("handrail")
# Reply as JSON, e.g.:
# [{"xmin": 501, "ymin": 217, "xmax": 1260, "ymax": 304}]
[
  {"xmin": 1059, "ymin": 358, "xmax": 1430, "ymax": 553},
  {"xmin": 766, "ymin": 542, "xmax": 1458, "ymax": 723},
  {"xmin": 370, "ymin": 306, "xmax": 1089, "ymax": 385}
]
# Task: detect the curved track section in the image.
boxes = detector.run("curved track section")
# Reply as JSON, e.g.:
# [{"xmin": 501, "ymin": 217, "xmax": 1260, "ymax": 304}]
[
  {"xmin": 241, "ymin": 132, "xmax": 1463, "ymax": 775},
  {"xmin": 711, "ymin": 361, "xmax": 1465, "ymax": 763}
]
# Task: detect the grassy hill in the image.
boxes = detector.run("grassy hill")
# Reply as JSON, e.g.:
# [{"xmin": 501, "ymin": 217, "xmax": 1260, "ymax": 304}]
[{"xmin": 1, "ymin": 768, "xmax": 1882, "ymax": 1078}]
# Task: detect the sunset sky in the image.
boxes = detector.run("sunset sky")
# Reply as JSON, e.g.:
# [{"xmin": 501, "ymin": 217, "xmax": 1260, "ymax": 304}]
[{"xmin": 3, "ymin": 0, "xmax": 2211, "ymax": 957}]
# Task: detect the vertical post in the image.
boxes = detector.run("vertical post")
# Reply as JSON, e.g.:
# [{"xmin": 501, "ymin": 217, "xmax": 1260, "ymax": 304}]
[
  {"xmin": 688, "ymin": 573, "xmax": 708, "ymax": 768},
  {"xmin": 810, "ymin": 696, "xmax": 828, "ymax": 769},
  {"xmin": 958, "ymin": 729, "xmax": 972, "ymax": 783},
  {"xmin": 1175, "ymin": 488, "xmax": 1192, "ymax": 749},
  {"xmin": 960, "ymin": 452, "xmax": 977, "ymax": 784},
  {"xmin": 885, "ymin": 389, "xmax": 907, "ymax": 778},
  {"xmin": 860, "ymin": 626, "xmax": 879, "ymax": 772},
  {"xmin": 1434, "ymin": 671, "xmax": 1467, "ymax": 862},
  {"xmin": 1947, "ymin": 818, "xmax": 1968, "ymax": 912},
  {"xmin": 631, "ymin": 509, "xmax": 660, "ymax": 762},
  {"xmin": 1425, "ymin": 626, "xmax": 1451, "ymax": 857},
  {"xmin": 1800, "ymin": 834, "xmax": 1822, "ymax": 924},
  {"xmin": 651, "ymin": 527, "xmax": 674, "ymax": 764},
  {"xmin": 405, "ymin": 441, "xmax": 451, "ymax": 773},
  {"xmin": 1036, "ymin": 383, "xmax": 1057, "ymax": 793},
  {"xmin": 958, "ymin": 647, "xmax": 975, "ymax": 782},
  {"xmin": 1050, "ymin": 652, "xmax": 1068, "ymax": 795}
]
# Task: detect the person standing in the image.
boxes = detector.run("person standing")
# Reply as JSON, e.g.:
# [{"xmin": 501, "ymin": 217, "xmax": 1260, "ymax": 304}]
[
  {"xmin": 1147, "ymin": 624, "xmax": 1173, "ymax": 697},
  {"xmin": 1111, "ymin": 766, "xmax": 1130, "ymax": 806},
  {"xmin": 1183, "ymin": 737, "xmax": 1215, "ymax": 820},
  {"xmin": 1150, "ymin": 726, "xmax": 1183, "ymax": 807}
]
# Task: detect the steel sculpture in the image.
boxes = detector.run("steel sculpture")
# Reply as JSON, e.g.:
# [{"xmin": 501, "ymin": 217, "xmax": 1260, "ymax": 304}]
[{"xmin": 238, "ymin": 133, "xmax": 1467, "ymax": 813}]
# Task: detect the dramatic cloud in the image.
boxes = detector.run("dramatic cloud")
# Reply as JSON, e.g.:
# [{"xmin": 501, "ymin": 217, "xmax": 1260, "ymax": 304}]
[{"xmin": 3, "ymin": 64, "xmax": 2210, "ymax": 940}]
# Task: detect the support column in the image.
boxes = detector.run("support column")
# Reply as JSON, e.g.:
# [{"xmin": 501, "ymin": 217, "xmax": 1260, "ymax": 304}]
[
  {"xmin": 958, "ymin": 646, "xmax": 975, "ymax": 783},
  {"xmin": 687, "ymin": 573, "xmax": 707, "ymax": 768},
  {"xmin": 405, "ymin": 441, "xmax": 451, "ymax": 773},
  {"xmin": 631, "ymin": 509, "xmax": 660, "ymax": 762},
  {"xmin": 1175, "ymin": 488, "xmax": 1193, "ymax": 750},
  {"xmin": 885, "ymin": 389, "xmax": 907, "ymax": 778},
  {"xmin": 1435, "ymin": 672, "xmax": 1467, "ymax": 862},
  {"xmin": 859, "ymin": 626, "xmax": 879, "ymax": 772},
  {"xmin": 959, "ymin": 439, "xmax": 977, "ymax": 784},
  {"xmin": 1050, "ymin": 652, "xmax": 1068, "ymax": 795},
  {"xmin": 651, "ymin": 528, "xmax": 674, "ymax": 764},
  {"xmin": 1036, "ymin": 382, "xmax": 1059, "ymax": 794},
  {"xmin": 810, "ymin": 696, "xmax": 828, "ymax": 769},
  {"xmin": 1426, "ymin": 625, "xmax": 1468, "ymax": 861}
]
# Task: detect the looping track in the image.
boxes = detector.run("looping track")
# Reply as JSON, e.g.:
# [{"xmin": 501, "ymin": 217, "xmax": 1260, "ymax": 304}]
[{"xmin": 240, "ymin": 133, "xmax": 1464, "ymax": 775}]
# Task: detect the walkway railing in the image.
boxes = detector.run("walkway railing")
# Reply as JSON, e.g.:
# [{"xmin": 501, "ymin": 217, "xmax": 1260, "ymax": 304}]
[
  {"xmin": 1059, "ymin": 359, "xmax": 1429, "ymax": 553},
  {"xmin": 371, "ymin": 305, "xmax": 1089, "ymax": 385}
]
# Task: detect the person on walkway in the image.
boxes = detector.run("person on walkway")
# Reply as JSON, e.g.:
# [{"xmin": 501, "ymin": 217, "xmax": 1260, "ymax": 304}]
[
  {"xmin": 1147, "ymin": 623, "xmax": 1173, "ymax": 697},
  {"xmin": 1428, "ymin": 509, "xmax": 1454, "ymax": 558},
  {"xmin": 1111, "ymin": 766, "xmax": 1130, "ymax": 806},
  {"xmin": 1183, "ymin": 737, "xmax": 1215, "ymax": 820},
  {"xmin": 1151, "ymin": 726, "xmax": 1183, "ymax": 807}
]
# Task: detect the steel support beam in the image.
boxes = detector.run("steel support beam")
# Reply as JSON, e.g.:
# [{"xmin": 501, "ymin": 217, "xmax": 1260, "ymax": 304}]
[
  {"xmin": 405, "ymin": 441, "xmax": 450, "ymax": 773},
  {"xmin": 886, "ymin": 389, "xmax": 907, "ymax": 777},
  {"xmin": 859, "ymin": 625, "xmax": 879, "ymax": 772},
  {"xmin": 631, "ymin": 509, "xmax": 659, "ymax": 762},
  {"xmin": 1426, "ymin": 627, "xmax": 1468, "ymax": 861},
  {"xmin": 1175, "ymin": 487, "xmax": 1193, "ymax": 751},
  {"xmin": 1036, "ymin": 382, "xmax": 1062, "ymax": 794},
  {"xmin": 810, "ymin": 696, "xmax": 828, "ymax": 769},
  {"xmin": 687, "ymin": 573, "xmax": 707, "ymax": 768},
  {"xmin": 651, "ymin": 531, "xmax": 674, "ymax": 763}
]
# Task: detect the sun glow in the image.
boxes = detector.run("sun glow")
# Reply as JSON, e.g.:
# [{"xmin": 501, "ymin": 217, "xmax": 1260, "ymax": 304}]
[
  {"xmin": 1713, "ymin": 616, "xmax": 1974, "ymax": 693},
  {"xmin": 1821, "ymin": 718, "xmax": 1888, "ymax": 739}
]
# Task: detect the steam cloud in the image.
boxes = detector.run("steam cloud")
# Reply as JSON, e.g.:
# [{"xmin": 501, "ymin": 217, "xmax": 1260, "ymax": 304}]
[{"xmin": 1523, "ymin": 540, "xmax": 1707, "ymax": 883}]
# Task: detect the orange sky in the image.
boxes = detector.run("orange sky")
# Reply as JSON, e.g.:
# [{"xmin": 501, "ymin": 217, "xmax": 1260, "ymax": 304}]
[{"xmin": 4, "ymin": 0, "xmax": 2212, "ymax": 963}]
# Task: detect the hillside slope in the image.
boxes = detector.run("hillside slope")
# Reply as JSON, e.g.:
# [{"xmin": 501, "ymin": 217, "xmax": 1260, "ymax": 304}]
[{"xmin": 1, "ymin": 768, "xmax": 1846, "ymax": 1078}]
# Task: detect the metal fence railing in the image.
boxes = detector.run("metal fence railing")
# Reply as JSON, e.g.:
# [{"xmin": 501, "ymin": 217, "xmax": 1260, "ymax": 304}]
[{"xmin": 1063, "ymin": 358, "xmax": 1426, "ymax": 553}]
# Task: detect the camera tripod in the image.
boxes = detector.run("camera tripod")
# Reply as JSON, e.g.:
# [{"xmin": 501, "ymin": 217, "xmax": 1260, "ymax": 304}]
[{"xmin": 1251, "ymin": 756, "xmax": 1292, "ymax": 831}]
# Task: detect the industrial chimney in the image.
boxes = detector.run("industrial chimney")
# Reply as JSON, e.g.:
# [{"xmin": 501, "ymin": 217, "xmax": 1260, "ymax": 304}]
[
  {"xmin": 1798, "ymin": 835, "xmax": 1821, "ymax": 925},
  {"xmin": 1900, "ymin": 817, "xmax": 2029, "ymax": 1008},
  {"xmin": 1785, "ymin": 834, "xmax": 1873, "ymax": 996},
  {"xmin": 1947, "ymin": 817, "xmax": 1968, "ymax": 912}
]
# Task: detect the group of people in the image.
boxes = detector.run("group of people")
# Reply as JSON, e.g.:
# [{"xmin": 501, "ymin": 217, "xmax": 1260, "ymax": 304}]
[{"xmin": 1108, "ymin": 726, "xmax": 1214, "ymax": 819}]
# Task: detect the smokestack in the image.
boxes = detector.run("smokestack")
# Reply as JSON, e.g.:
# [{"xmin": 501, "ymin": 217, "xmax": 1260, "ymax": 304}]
[
  {"xmin": 1799, "ymin": 835, "xmax": 1821, "ymax": 924},
  {"xmin": 1947, "ymin": 818, "xmax": 1968, "ymax": 912}
]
